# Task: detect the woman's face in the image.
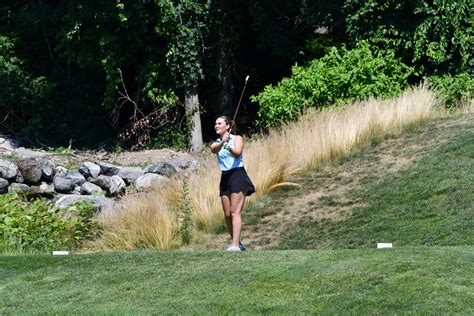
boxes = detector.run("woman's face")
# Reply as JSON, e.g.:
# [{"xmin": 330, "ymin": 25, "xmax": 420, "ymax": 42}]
[{"xmin": 215, "ymin": 117, "xmax": 229, "ymax": 135}]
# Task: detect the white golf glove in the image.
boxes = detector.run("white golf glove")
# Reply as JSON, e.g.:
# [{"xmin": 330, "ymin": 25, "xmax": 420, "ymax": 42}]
[{"xmin": 223, "ymin": 142, "xmax": 232, "ymax": 151}]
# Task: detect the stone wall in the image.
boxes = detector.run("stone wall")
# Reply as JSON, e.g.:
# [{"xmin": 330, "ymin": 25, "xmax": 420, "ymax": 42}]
[{"xmin": 0, "ymin": 155, "xmax": 198, "ymax": 211}]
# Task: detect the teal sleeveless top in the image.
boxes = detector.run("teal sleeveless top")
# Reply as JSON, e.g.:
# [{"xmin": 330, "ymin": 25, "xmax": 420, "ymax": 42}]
[{"xmin": 217, "ymin": 134, "xmax": 244, "ymax": 171}]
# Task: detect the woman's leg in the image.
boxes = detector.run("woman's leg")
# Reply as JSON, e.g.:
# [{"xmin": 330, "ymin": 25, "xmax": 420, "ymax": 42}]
[
  {"xmin": 230, "ymin": 191, "xmax": 246, "ymax": 247},
  {"xmin": 220, "ymin": 195, "xmax": 233, "ymax": 239}
]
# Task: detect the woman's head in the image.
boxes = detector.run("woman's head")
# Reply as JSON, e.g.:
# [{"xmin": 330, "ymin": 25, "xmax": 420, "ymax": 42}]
[{"xmin": 215, "ymin": 116, "xmax": 232, "ymax": 135}]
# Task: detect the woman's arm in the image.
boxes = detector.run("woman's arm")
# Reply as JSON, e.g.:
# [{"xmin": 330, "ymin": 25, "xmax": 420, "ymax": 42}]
[
  {"xmin": 210, "ymin": 140, "xmax": 224, "ymax": 154},
  {"xmin": 227, "ymin": 135, "xmax": 244, "ymax": 157}
]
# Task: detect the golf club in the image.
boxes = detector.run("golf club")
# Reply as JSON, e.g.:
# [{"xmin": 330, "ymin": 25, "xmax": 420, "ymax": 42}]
[{"xmin": 231, "ymin": 75, "xmax": 250, "ymax": 133}]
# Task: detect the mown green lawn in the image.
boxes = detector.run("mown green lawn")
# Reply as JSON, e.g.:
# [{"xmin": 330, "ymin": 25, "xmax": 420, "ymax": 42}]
[
  {"xmin": 1, "ymin": 246, "xmax": 473, "ymax": 314},
  {"xmin": 2, "ymin": 114, "xmax": 473, "ymax": 314}
]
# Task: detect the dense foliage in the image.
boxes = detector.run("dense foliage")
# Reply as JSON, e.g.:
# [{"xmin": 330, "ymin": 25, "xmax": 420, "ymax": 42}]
[
  {"xmin": 0, "ymin": 0, "xmax": 472, "ymax": 147},
  {"xmin": 428, "ymin": 73, "xmax": 474, "ymax": 108},
  {"xmin": 0, "ymin": 194, "xmax": 100, "ymax": 253},
  {"xmin": 252, "ymin": 42, "xmax": 413, "ymax": 127}
]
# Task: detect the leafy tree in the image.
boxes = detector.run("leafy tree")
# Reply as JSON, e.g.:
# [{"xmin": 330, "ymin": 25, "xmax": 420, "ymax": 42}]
[
  {"xmin": 0, "ymin": 35, "xmax": 52, "ymax": 140},
  {"xmin": 166, "ymin": 0, "xmax": 209, "ymax": 151},
  {"xmin": 344, "ymin": 0, "xmax": 473, "ymax": 75}
]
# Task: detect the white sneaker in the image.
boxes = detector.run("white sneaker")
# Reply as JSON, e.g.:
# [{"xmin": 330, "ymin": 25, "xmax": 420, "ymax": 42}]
[{"xmin": 226, "ymin": 245, "xmax": 241, "ymax": 252}]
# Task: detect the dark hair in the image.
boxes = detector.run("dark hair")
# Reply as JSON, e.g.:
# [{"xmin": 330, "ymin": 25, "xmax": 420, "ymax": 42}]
[{"xmin": 216, "ymin": 115, "xmax": 236, "ymax": 133}]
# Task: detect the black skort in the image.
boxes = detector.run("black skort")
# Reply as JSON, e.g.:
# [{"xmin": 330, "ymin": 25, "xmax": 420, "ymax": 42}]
[{"xmin": 219, "ymin": 167, "xmax": 255, "ymax": 197}]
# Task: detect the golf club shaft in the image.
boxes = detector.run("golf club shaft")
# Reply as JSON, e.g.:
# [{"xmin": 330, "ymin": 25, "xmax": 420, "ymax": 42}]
[{"xmin": 232, "ymin": 75, "xmax": 249, "ymax": 132}]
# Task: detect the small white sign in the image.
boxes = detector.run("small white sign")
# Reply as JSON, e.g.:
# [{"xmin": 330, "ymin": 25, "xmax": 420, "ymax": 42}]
[
  {"xmin": 52, "ymin": 251, "xmax": 70, "ymax": 256},
  {"xmin": 377, "ymin": 243, "xmax": 393, "ymax": 249}
]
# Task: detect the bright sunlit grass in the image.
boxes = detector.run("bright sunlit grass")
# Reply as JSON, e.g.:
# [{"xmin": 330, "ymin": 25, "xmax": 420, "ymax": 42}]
[{"xmin": 95, "ymin": 87, "xmax": 437, "ymax": 250}]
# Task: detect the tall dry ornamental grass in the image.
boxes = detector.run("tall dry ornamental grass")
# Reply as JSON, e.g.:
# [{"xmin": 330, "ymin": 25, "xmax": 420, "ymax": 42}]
[{"xmin": 95, "ymin": 87, "xmax": 436, "ymax": 250}]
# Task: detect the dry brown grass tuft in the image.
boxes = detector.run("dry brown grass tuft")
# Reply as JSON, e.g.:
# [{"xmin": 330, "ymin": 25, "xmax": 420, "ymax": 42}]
[{"xmin": 93, "ymin": 87, "xmax": 437, "ymax": 250}]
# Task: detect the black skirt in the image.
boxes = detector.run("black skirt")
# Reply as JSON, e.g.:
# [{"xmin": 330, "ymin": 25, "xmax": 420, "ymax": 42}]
[{"xmin": 219, "ymin": 167, "xmax": 255, "ymax": 197}]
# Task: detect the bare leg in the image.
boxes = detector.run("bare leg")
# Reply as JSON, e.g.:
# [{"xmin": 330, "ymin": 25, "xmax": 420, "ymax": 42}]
[
  {"xmin": 220, "ymin": 195, "xmax": 233, "ymax": 239},
  {"xmin": 230, "ymin": 191, "xmax": 246, "ymax": 247}
]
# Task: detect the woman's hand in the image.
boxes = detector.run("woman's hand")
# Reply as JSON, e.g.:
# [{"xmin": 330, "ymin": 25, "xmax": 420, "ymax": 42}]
[{"xmin": 222, "ymin": 132, "xmax": 230, "ymax": 143}]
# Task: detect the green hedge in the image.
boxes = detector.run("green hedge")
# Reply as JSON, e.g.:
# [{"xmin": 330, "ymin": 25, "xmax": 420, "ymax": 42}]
[{"xmin": 252, "ymin": 42, "xmax": 414, "ymax": 127}]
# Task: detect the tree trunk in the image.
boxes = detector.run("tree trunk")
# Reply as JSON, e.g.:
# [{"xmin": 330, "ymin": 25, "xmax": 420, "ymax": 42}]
[
  {"xmin": 216, "ymin": 0, "xmax": 234, "ymax": 116},
  {"xmin": 184, "ymin": 86, "xmax": 203, "ymax": 151}
]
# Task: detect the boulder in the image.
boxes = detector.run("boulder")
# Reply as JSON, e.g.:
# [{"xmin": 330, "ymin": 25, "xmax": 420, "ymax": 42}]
[
  {"xmin": 135, "ymin": 173, "xmax": 169, "ymax": 192},
  {"xmin": 97, "ymin": 161, "xmax": 120, "ymax": 176},
  {"xmin": 72, "ymin": 186, "xmax": 82, "ymax": 195},
  {"xmin": 15, "ymin": 174, "xmax": 24, "ymax": 184},
  {"xmin": 0, "ymin": 158, "xmax": 18, "ymax": 180},
  {"xmin": 0, "ymin": 137, "xmax": 21, "ymax": 150},
  {"xmin": 0, "ymin": 178, "xmax": 9, "ymax": 193},
  {"xmin": 30, "ymin": 182, "xmax": 55, "ymax": 195},
  {"xmin": 14, "ymin": 147, "xmax": 48, "ymax": 159},
  {"xmin": 8, "ymin": 183, "xmax": 30, "ymax": 194},
  {"xmin": 80, "ymin": 182, "xmax": 104, "ymax": 195},
  {"xmin": 169, "ymin": 155, "xmax": 198, "ymax": 171},
  {"xmin": 79, "ymin": 162, "xmax": 101, "ymax": 179},
  {"xmin": 17, "ymin": 159, "xmax": 42, "ymax": 184},
  {"xmin": 53, "ymin": 175, "xmax": 75, "ymax": 193},
  {"xmin": 50, "ymin": 195, "xmax": 113, "ymax": 213},
  {"xmin": 66, "ymin": 170, "xmax": 87, "ymax": 186},
  {"xmin": 90, "ymin": 175, "xmax": 126, "ymax": 196},
  {"xmin": 109, "ymin": 175, "xmax": 126, "ymax": 195},
  {"xmin": 144, "ymin": 162, "xmax": 178, "ymax": 178},
  {"xmin": 118, "ymin": 167, "xmax": 144, "ymax": 185},
  {"xmin": 34, "ymin": 157, "xmax": 55, "ymax": 180},
  {"xmin": 55, "ymin": 166, "xmax": 68, "ymax": 176}
]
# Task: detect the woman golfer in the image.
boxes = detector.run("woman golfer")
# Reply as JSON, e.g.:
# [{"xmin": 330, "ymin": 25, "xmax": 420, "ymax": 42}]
[{"xmin": 211, "ymin": 116, "xmax": 255, "ymax": 252}]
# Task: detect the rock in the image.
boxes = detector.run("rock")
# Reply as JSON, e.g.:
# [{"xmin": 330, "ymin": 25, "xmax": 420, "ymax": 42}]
[
  {"xmin": 8, "ymin": 183, "xmax": 30, "ymax": 194},
  {"xmin": 135, "ymin": 173, "xmax": 169, "ymax": 192},
  {"xmin": 53, "ymin": 175, "xmax": 75, "ymax": 193},
  {"xmin": 118, "ymin": 167, "xmax": 144, "ymax": 184},
  {"xmin": 55, "ymin": 166, "xmax": 68, "ymax": 176},
  {"xmin": 15, "ymin": 174, "xmax": 24, "ymax": 183},
  {"xmin": 97, "ymin": 162, "xmax": 120, "ymax": 176},
  {"xmin": 30, "ymin": 182, "xmax": 55, "ymax": 195},
  {"xmin": 90, "ymin": 175, "xmax": 126, "ymax": 196},
  {"xmin": 17, "ymin": 159, "xmax": 42, "ymax": 184},
  {"xmin": 79, "ymin": 162, "xmax": 101, "ymax": 179},
  {"xmin": 34, "ymin": 157, "xmax": 55, "ymax": 180},
  {"xmin": 0, "ymin": 158, "xmax": 18, "ymax": 180},
  {"xmin": 14, "ymin": 147, "xmax": 48, "ymax": 159},
  {"xmin": 0, "ymin": 178, "xmax": 9, "ymax": 193},
  {"xmin": 0, "ymin": 137, "xmax": 21, "ymax": 150},
  {"xmin": 72, "ymin": 186, "xmax": 82, "ymax": 195},
  {"xmin": 144, "ymin": 162, "xmax": 178, "ymax": 178},
  {"xmin": 89, "ymin": 175, "xmax": 110, "ymax": 189},
  {"xmin": 66, "ymin": 170, "xmax": 87, "ymax": 186},
  {"xmin": 50, "ymin": 195, "xmax": 113, "ymax": 213},
  {"xmin": 169, "ymin": 155, "xmax": 198, "ymax": 171},
  {"xmin": 80, "ymin": 182, "xmax": 104, "ymax": 195},
  {"xmin": 109, "ymin": 175, "xmax": 126, "ymax": 196}
]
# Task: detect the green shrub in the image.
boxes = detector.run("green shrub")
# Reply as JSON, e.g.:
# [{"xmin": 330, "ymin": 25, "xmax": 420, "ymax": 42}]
[
  {"xmin": 252, "ymin": 42, "xmax": 414, "ymax": 127},
  {"xmin": 149, "ymin": 125, "xmax": 188, "ymax": 150},
  {"xmin": 427, "ymin": 73, "xmax": 474, "ymax": 108},
  {"xmin": 0, "ymin": 194, "xmax": 101, "ymax": 253},
  {"xmin": 178, "ymin": 176, "xmax": 193, "ymax": 245}
]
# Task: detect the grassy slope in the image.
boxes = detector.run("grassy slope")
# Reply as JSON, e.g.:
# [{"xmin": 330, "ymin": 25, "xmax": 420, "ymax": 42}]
[
  {"xmin": 1, "ymin": 114, "xmax": 473, "ymax": 314},
  {"xmin": 244, "ymin": 113, "xmax": 473, "ymax": 249},
  {"xmin": 1, "ymin": 247, "xmax": 473, "ymax": 314}
]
